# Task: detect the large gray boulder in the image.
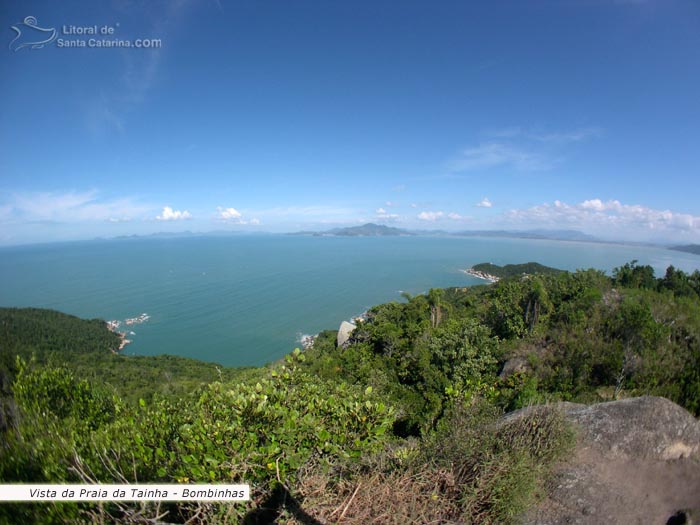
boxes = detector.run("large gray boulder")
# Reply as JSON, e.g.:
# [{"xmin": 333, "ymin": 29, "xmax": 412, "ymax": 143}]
[
  {"xmin": 518, "ymin": 396, "xmax": 700, "ymax": 525},
  {"xmin": 337, "ymin": 320, "xmax": 356, "ymax": 348},
  {"xmin": 564, "ymin": 396, "xmax": 700, "ymax": 460}
]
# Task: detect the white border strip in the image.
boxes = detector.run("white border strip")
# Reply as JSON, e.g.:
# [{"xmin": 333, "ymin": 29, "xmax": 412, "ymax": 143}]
[{"xmin": 0, "ymin": 484, "xmax": 250, "ymax": 501}]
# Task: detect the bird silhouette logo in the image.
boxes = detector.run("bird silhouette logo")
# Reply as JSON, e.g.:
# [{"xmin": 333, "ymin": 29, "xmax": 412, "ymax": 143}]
[{"xmin": 9, "ymin": 16, "xmax": 57, "ymax": 52}]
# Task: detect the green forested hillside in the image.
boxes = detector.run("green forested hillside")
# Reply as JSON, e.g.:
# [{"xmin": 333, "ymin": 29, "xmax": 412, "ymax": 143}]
[
  {"xmin": 302, "ymin": 261, "xmax": 700, "ymax": 433},
  {"xmin": 0, "ymin": 308, "xmax": 250, "ymax": 404},
  {"xmin": 1, "ymin": 261, "xmax": 699, "ymax": 524},
  {"xmin": 471, "ymin": 261, "xmax": 564, "ymax": 278}
]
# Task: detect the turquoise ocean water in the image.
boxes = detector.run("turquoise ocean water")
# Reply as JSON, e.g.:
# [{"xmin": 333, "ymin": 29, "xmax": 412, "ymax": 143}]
[{"xmin": 1, "ymin": 235, "xmax": 699, "ymax": 366}]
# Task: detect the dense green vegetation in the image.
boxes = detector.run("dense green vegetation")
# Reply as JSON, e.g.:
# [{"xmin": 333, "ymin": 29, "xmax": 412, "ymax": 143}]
[
  {"xmin": 1, "ymin": 260, "xmax": 699, "ymax": 524},
  {"xmin": 303, "ymin": 261, "xmax": 700, "ymax": 434},
  {"xmin": 0, "ymin": 308, "xmax": 251, "ymax": 406},
  {"xmin": 471, "ymin": 261, "xmax": 564, "ymax": 278}
]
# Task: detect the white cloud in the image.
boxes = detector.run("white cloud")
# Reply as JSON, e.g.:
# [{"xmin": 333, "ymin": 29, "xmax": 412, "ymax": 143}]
[
  {"xmin": 476, "ymin": 197, "xmax": 493, "ymax": 208},
  {"xmin": 375, "ymin": 207, "xmax": 399, "ymax": 222},
  {"xmin": 447, "ymin": 212, "xmax": 464, "ymax": 220},
  {"xmin": 216, "ymin": 206, "xmax": 261, "ymax": 225},
  {"xmin": 505, "ymin": 198, "xmax": 700, "ymax": 241},
  {"xmin": 410, "ymin": 203, "xmax": 418, "ymax": 208},
  {"xmin": 156, "ymin": 206, "xmax": 191, "ymax": 221},
  {"xmin": 385, "ymin": 201, "xmax": 394, "ymax": 207},
  {"xmin": 217, "ymin": 206, "xmax": 243, "ymax": 220},
  {"xmin": 418, "ymin": 211, "xmax": 444, "ymax": 221}
]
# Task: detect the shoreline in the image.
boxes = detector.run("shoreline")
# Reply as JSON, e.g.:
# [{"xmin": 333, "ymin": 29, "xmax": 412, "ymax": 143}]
[
  {"xmin": 106, "ymin": 314, "xmax": 149, "ymax": 353},
  {"xmin": 106, "ymin": 319, "xmax": 131, "ymax": 353},
  {"xmin": 461, "ymin": 268, "xmax": 500, "ymax": 283},
  {"xmin": 117, "ymin": 332, "xmax": 132, "ymax": 352}
]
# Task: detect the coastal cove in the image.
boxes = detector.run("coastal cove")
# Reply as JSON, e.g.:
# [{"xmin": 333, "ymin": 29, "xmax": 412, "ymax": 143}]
[{"xmin": 1, "ymin": 234, "xmax": 699, "ymax": 367}]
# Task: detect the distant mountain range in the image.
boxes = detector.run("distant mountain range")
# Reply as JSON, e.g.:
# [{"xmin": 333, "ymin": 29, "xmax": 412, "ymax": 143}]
[
  {"xmin": 103, "ymin": 225, "xmax": 651, "ymax": 245},
  {"xmin": 450, "ymin": 229, "xmax": 598, "ymax": 242},
  {"xmin": 111, "ymin": 231, "xmax": 200, "ymax": 240},
  {"xmin": 290, "ymin": 224, "xmax": 598, "ymax": 241},
  {"xmin": 289, "ymin": 223, "xmax": 414, "ymax": 237},
  {"xmin": 108, "ymin": 230, "xmax": 263, "ymax": 241},
  {"xmin": 670, "ymin": 244, "xmax": 700, "ymax": 256}
]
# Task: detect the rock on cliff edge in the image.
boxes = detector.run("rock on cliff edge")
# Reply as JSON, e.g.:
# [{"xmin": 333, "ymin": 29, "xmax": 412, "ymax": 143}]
[
  {"xmin": 517, "ymin": 396, "xmax": 700, "ymax": 525},
  {"xmin": 337, "ymin": 320, "xmax": 356, "ymax": 348}
]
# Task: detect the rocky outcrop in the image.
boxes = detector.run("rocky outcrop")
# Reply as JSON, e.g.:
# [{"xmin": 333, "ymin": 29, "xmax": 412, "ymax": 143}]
[
  {"xmin": 518, "ymin": 396, "xmax": 700, "ymax": 525},
  {"xmin": 337, "ymin": 321, "xmax": 356, "ymax": 348},
  {"xmin": 499, "ymin": 356, "xmax": 532, "ymax": 378}
]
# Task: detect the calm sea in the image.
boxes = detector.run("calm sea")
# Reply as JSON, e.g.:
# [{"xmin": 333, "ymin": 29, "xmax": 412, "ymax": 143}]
[{"xmin": 1, "ymin": 235, "xmax": 698, "ymax": 366}]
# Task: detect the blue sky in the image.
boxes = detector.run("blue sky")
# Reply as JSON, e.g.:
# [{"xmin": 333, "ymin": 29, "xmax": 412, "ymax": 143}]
[{"xmin": 1, "ymin": 0, "xmax": 699, "ymax": 245}]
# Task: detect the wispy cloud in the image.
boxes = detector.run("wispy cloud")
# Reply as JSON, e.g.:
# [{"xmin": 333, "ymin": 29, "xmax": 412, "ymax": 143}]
[
  {"xmin": 475, "ymin": 197, "xmax": 493, "ymax": 208},
  {"xmin": 485, "ymin": 126, "xmax": 602, "ymax": 144},
  {"xmin": 156, "ymin": 206, "xmax": 191, "ymax": 221},
  {"xmin": 530, "ymin": 128, "xmax": 603, "ymax": 144},
  {"xmin": 85, "ymin": 0, "xmax": 192, "ymax": 135},
  {"xmin": 85, "ymin": 93, "xmax": 125, "ymax": 136},
  {"xmin": 2, "ymin": 190, "xmax": 150, "ymax": 223},
  {"xmin": 449, "ymin": 143, "xmax": 552, "ymax": 172},
  {"xmin": 449, "ymin": 126, "xmax": 602, "ymax": 174},
  {"xmin": 259, "ymin": 205, "xmax": 360, "ymax": 219}
]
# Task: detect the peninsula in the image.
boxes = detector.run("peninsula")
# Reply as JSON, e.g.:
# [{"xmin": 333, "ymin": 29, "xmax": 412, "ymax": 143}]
[{"xmin": 463, "ymin": 261, "xmax": 564, "ymax": 282}]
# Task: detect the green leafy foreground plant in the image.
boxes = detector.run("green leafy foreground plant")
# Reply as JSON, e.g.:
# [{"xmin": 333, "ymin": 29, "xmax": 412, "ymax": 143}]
[{"xmin": 0, "ymin": 351, "xmax": 395, "ymax": 524}]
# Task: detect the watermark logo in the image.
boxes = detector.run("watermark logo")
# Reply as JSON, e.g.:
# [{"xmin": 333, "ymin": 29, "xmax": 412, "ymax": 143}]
[
  {"xmin": 8, "ymin": 16, "xmax": 162, "ymax": 51},
  {"xmin": 9, "ymin": 16, "xmax": 57, "ymax": 52}
]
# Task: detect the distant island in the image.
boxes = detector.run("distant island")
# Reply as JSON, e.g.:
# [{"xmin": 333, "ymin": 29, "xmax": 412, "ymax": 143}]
[
  {"xmin": 451, "ymin": 229, "xmax": 598, "ymax": 242},
  {"xmin": 463, "ymin": 262, "xmax": 564, "ymax": 282},
  {"xmin": 290, "ymin": 223, "xmax": 414, "ymax": 237},
  {"xmin": 289, "ymin": 224, "xmax": 599, "ymax": 241},
  {"xmin": 670, "ymin": 244, "xmax": 700, "ymax": 256},
  {"xmin": 92, "ymin": 225, "xmax": 700, "ymax": 251}
]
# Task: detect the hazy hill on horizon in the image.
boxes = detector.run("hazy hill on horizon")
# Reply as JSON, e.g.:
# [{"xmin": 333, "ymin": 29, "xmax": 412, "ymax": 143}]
[
  {"xmin": 289, "ymin": 223, "xmax": 598, "ymax": 240},
  {"xmin": 670, "ymin": 244, "xmax": 700, "ymax": 256}
]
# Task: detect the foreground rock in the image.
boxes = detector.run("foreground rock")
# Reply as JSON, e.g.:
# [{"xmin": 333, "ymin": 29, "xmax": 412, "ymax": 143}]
[{"xmin": 518, "ymin": 396, "xmax": 700, "ymax": 525}]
